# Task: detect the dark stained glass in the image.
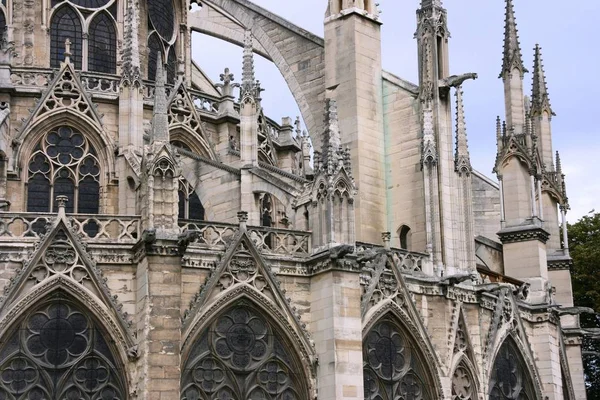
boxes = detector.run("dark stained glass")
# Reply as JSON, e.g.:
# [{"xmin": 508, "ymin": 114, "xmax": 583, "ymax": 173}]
[
  {"xmin": 0, "ymin": 297, "xmax": 126, "ymax": 399},
  {"xmin": 0, "ymin": 10, "xmax": 6, "ymax": 37},
  {"xmin": 167, "ymin": 45, "xmax": 177, "ymax": 84},
  {"xmin": 52, "ymin": 0, "xmax": 111, "ymax": 7},
  {"xmin": 148, "ymin": 0, "xmax": 175, "ymax": 41},
  {"xmin": 189, "ymin": 191, "xmax": 204, "ymax": 220},
  {"xmin": 27, "ymin": 174, "xmax": 51, "ymax": 212},
  {"xmin": 27, "ymin": 127, "xmax": 100, "ymax": 214},
  {"xmin": 88, "ymin": 12, "xmax": 117, "ymax": 74},
  {"xmin": 50, "ymin": 6, "xmax": 83, "ymax": 69},
  {"xmin": 364, "ymin": 318, "xmax": 434, "ymax": 400},
  {"xmin": 181, "ymin": 305, "xmax": 307, "ymax": 399},
  {"xmin": 178, "ymin": 190, "xmax": 186, "ymax": 219},
  {"xmin": 147, "ymin": 33, "xmax": 163, "ymax": 81},
  {"xmin": 488, "ymin": 338, "xmax": 535, "ymax": 400}
]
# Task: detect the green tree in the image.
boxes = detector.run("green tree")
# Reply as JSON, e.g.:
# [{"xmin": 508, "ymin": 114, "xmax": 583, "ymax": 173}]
[{"xmin": 568, "ymin": 211, "xmax": 600, "ymax": 399}]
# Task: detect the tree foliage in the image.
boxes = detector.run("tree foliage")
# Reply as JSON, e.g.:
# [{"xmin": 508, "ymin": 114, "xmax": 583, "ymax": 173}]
[{"xmin": 568, "ymin": 212, "xmax": 600, "ymax": 399}]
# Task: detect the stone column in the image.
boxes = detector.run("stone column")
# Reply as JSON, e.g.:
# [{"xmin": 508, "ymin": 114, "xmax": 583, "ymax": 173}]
[
  {"xmin": 135, "ymin": 240, "xmax": 182, "ymax": 399},
  {"xmin": 311, "ymin": 264, "xmax": 363, "ymax": 399}
]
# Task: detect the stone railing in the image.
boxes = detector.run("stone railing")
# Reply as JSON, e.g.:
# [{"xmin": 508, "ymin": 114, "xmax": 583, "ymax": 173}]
[
  {"xmin": 179, "ymin": 220, "xmax": 311, "ymax": 257},
  {"xmin": 188, "ymin": 88, "xmax": 220, "ymax": 115},
  {"xmin": 356, "ymin": 242, "xmax": 430, "ymax": 275},
  {"xmin": 0, "ymin": 212, "xmax": 141, "ymax": 243},
  {"xmin": 10, "ymin": 68, "xmax": 52, "ymax": 90},
  {"xmin": 80, "ymin": 73, "xmax": 120, "ymax": 98}
]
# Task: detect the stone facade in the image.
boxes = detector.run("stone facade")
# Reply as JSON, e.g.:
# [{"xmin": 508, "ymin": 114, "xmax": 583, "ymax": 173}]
[{"xmin": 0, "ymin": 0, "xmax": 588, "ymax": 399}]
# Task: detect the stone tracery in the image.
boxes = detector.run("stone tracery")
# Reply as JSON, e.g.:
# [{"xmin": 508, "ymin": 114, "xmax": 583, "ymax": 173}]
[
  {"xmin": 488, "ymin": 338, "xmax": 535, "ymax": 400},
  {"xmin": 181, "ymin": 305, "xmax": 307, "ymax": 400}
]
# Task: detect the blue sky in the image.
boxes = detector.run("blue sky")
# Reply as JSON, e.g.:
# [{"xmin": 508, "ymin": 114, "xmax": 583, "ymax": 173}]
[{"xmin": 192, "ymin": 0, "xmax": 599, "ymax": 222}]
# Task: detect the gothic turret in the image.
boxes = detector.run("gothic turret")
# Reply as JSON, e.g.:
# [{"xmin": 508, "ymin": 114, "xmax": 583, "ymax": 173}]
[{"xmin": 531, "ymin": 44, "xmax": 555, "ymax": 169}]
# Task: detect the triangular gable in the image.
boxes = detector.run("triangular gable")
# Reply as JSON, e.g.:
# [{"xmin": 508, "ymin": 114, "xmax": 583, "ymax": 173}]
[
  {"xmin": 16, "ymin": 61, "xmax": 104, "ymax": 141},
  {"xmin": 451, "ymin": 307, "xmax": 477, "ymax": 362},
  {"xmin": 361, "ymin": 251, "xmax": 443, "ymax": 385},
  {"xmin": 0, "ymin": 206, "xmax": 134, "ymax": 351},
  {"xmin": 168, "ymin": 80, "xmax": 218, "ymax": 160},
  {"xmin": 182, "ymin": 229, "xmax": 315, "ymax": 363}
]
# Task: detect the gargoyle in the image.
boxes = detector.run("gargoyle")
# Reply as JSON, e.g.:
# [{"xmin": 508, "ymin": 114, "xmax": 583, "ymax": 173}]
[
  {"xmin": 438, "ymin": 272, "xmax": 479, "ymax": 286},
  {"xmin": 474, "ymin": 282, "xmax": 514, "ymax": 293},
  {"xmin": 514, "ymin": 282, "xmax": 530, "ymax": 300},
  {"xmin": 142, "ymin": 228, "xmax": 156, "ymax": 244},
  {"xmin": 178, "ymin": 229, "xmax": 201, "ymax": 255},
  {"xmin": 440, "ymin": 73, "xmax": 478, "ymax": 88},
  {"xmin": 329, "ymin": 244, "xmax": 354, "ymax": 260},
  {"xmin": 557, "ymin": 306, "xmax": 595, "ymax": 316}
]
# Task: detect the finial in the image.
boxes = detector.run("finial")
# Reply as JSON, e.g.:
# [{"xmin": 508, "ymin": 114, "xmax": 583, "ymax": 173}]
[
  {"xmin": 241, "ymin": 30, "xmax": 256, "ymax": 91},
  {"xmin": 454, "ymin": 86, "xmax": 472, "ymax": 174},
  {"xmin": 496, "ymin": 116, "xmax": 502, "ymax": 139},
  {"xmin": 152, "ymin": 52, "xmax": 169, "ymax": 142},
  {"xmin": 555, "ymin": 151, "xmax": 562, "ymax": 175},
  {"xmin": 219, "ymin": 67, "xmax": 236, "ymax": 97},
  {"xmin": 420, "ymin": 0, "xmax": 443, "ymax": 8},
  {"xmin": 64, "ymin": 38, "xmax": 72, "ymax": 64},
  {"xmin": 56, "ymin": 195, "xmax": 69, "ymax": 216},
  {"xmin": 237, "ymin": 211, "xmax": 248, "ymax": 231},
  {"xmin": 323, "ymin": 99, "xmax": 341, "ymax": 151},
  {"xmin": 531, "ymin": 44, "xmax": 555, "ymax": 117},
  {"xmin": 382, "ymin": 232, "xmax": 391, "ymax": 250},
  {"xmin": 500, "ymin": 0, "xmax": 527, "ymax": 78}
]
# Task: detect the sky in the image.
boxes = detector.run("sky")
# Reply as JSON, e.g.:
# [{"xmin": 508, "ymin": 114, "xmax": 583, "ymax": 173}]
[{"xmin": 191, "ymin": 0, "xmax": 600, "ymax": 222}]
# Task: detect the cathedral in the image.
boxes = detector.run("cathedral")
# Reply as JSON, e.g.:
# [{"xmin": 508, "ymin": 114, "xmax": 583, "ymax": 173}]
[{"xmin": 0, "ymin": 0, "xmax": 588, "ymax": 398}]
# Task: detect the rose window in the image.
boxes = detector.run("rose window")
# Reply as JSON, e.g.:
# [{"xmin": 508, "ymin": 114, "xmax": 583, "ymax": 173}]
[
  {"xmin": 181, "ymin": 304, "xmax": 307, "ymax": 399},
  {"xmin": 0, "ymin": 296, "xmax": 126, "ymax": 399},
  {"xmin": 363, "ymin": 318, "xmax": 435, "ymax": 400}
]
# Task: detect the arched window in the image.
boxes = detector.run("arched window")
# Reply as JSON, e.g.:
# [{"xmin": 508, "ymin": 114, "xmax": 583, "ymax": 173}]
[
  {"xmin": 488, "ymin": 338, "xmax": 536, "ymax": 400},
  {"xmin": 178, "ymin": 180, "xmax": 204, "ymax": 221},
  {"xmin": 181, "ymin": 304, "xmax": 309, "ymax": 399},
  {"xmin": 147, "ymin": 0, "xmax": 177, "ymax": 81},
  {"xmin": 27, "ymin": 126, "xmax": 101, "ymax": 214},
  {"xmin": 364, "ymin": 317, "xmax": 437, "ymax": 400},
  {"xmin": 0, "ymin": 4, "xmax": 6, "ymax": 36},
  {"xmin": 50, "ymin": 0, "xmax": 117, "ymax": 73},
  {"xmin": 260, "ymin": 194, "xmax": 273, "ymax": 227},
  {"xmin": 88, "ymin": 12, "xmax": 117, "ymax": 74},
  {"xmin": 0, "ymin": 294, "xmax": 127, "ymax": 398},
  {"xmin": 50, "ymin": 6, "xmax": 83, "ymax": 69},
  {"xmin": 398, "ymin": 225, "xmax": 412, "ymax": 250}
]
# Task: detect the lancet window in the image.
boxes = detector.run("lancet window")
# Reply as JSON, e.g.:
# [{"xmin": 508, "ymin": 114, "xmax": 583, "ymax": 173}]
[
  {"xmin": 147, "ymin": 0, "xmax": 178, "ymax": 83},
  {"xmin": 181, "ymin": 304, "xmax": 308, "ymax": 399},
  {"xmin": 50, "ymin": 0, "xmax": 117, "ymax": 73},
  {"xmin": 363, "ymin": 317, "xmax": 436, "ymax": 400},
  {"xmin": 27, "ymin": 126, "xmax": 101, "ymax": 214},
  {"xmin": 488, "ymin": 338, "xmax": 536, "ymax": 400},
  {"xmin": 178, "ymin": 180, "xmax": 204, "ymax": 221},
  {"xmin": 0, "ymin": 294, "xmax": 127, "ymax": 399},
  {"xmin": 0, "ymin": 1, "xmax": 6, "ymax": 36}
]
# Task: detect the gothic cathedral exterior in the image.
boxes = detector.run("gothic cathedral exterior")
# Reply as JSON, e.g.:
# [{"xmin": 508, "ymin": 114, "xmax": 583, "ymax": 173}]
[{"xmin": 0, "ymin": 0, "xmax": 587, "ymax": 399}]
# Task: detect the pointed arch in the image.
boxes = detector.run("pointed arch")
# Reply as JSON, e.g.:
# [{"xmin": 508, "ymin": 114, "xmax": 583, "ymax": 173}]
[
  {"xmin": 363, "ymin": 310, "xmax": 441, "ymax": 400},
  {"xmin": 0, "ymin": 291, "xmax": 128, "ymax": 399},
  {"xmin": 88, "ymin": 11, "xmax": 117, "ymax": 74},
  {"xmin": 488, "ymin": 335, "xmax": 538, "ymax": 400},
  {"xmin": 50, "ymin": 5, "xmax": 83, "ymax": 69},
  {"xmin": 451, "ymin": 357, "xmax": 479, "ymax": 400},
  {"xmin": 181, "ymin": 298, "xmax": 311, "ymax": 400}
]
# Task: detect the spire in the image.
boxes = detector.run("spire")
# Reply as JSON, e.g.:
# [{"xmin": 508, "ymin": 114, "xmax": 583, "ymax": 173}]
[
  {"xmin": 322, "ymin": 99, "xmax": 341, "ymax": 169},
  {"xmin": 152, "ymin": 53, "xmax": 169, "ymax": 142},
  {"xmin": 122, "ymin": 0, "xmax": 141, "ymax": 86},
  {"xmin": 241, "ymin": 30, "xmax": 255, "ymax": 93},
  {"xmin": 454, "ymin": 87, "xmax": 471, "ymax": 174},
  {"xmin": 531, "ymin": 44, "xmax": 555, "ymax": 116},
  {"xmin": 555, "ymin": 151, "xmax": 563, "ymax": 176},
  {"xmin": 500, "ymin": 0, "xmax": 527, "ymax": 78}
]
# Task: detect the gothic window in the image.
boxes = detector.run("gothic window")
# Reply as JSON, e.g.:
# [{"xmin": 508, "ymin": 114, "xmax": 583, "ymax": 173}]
[
  {"xmin": 147, "ymin": 0, "xmax": 177, "ymax": 81},
  {"xmin": 181, "ymin": 304, "xmax": 308, "ymax": 399},
  {"xmin": 0, "ymin": 295, "xmax": 127, "ymax": 399},
  {"xmin": 178, "ymin": 180, "xmax": 204, "ymax": 221},
  {"xmin": 452, "ymin": 363, "xmax": 475, "ymax": 400},
  {"xmin": 488, "ymin": 338, "xmax": 536, "ymax": 400},
  {"xmin": 0, "ymin": 4, "xmax": 6, "ymax": 36},
  {"xmin": 363, "ymin": 317, "xmax": 436, "ymax": 400},
  {"xmin": 88, "ymin": 12, "xmax": 117, "ymax": 74},
  {"xmin": 398, "ymin": 225, "xmax": 412, "ymax": 250},
  {"xmin": 260, "ymin": 194, "xmax": 273, "ymax": 228},
  {"xmin": 50, "ymin": 6, "xmax": 83, "ymax": 69},
  {"xmin": 27, "ymin": 126, "xmax": 101, "ymax": 214},
  {"xmin": 50, "ymin": 0, "xmax": 117, "ymax": 73}
]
